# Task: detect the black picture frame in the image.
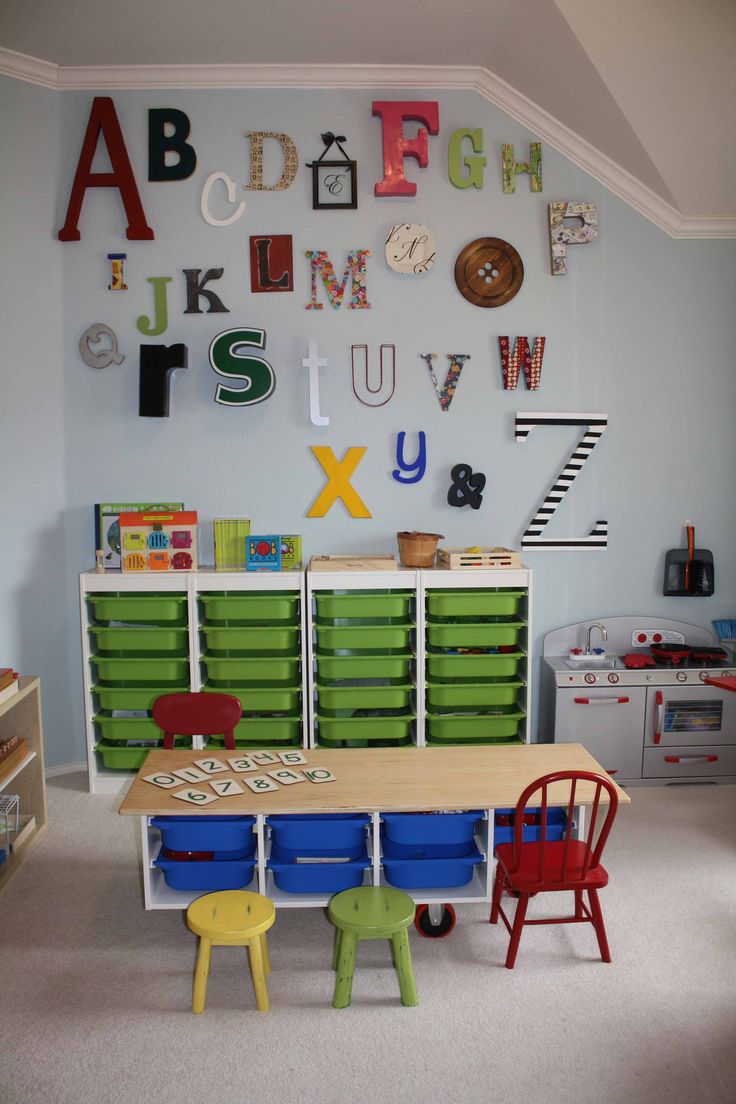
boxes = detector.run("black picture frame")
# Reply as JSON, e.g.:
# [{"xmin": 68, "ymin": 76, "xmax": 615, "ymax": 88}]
[{"xmin": 311, "ymin": 160, "xmax": 357, "ymax": 210}]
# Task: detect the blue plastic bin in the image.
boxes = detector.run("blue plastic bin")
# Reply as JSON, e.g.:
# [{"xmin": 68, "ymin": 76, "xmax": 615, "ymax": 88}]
[
  {"xmin": 154, "ymin": 847, "xmax": 256, "ymax": 891},
  {"xmin": 381, "ymin": 840, "xmax": 484, "ymax": 889},
  {"xmin": 150, "ymin": 815, "xmax": 256, "ymax": 854},
  {"xmin": 493, "ymin": 807, "xmax": 568, "ymax": 847},
  {"xmin": 381, "ymin": 811, "xmax": 482, "ymax": 856},
  {"xmin": 267, "ymin": 844, "xmax": 370, "ymax": 894},
  {"xmin": 266, "ymin": 814, "xmax": 370, "ymax": 853}
]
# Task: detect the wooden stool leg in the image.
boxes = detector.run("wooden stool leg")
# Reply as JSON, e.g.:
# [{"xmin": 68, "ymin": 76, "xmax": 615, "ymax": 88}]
[
  {"xmin": 247, "ymin": 935, "xmax": 270, "ymax": 1012},
  {"xmin": 391, "ymin": 929, "xmax": 418, "ymax": 1007},
  {"xmin": 259, "ymin": 931, "xmax": 272, "ymax": 976},
  {"xmin": 333, "ymin": 930, "xmax": 358, "ymax": 1009},
  {"xmin": 192, "ymin": 936, "xmax": 212, "ymax": 1014},
  {"xmin": 332, "ymin": 926, "xmax": 342, "ymax": 971}
]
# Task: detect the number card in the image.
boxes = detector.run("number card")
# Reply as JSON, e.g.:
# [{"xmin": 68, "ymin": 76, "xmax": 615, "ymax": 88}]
[
  {"xmin": 304, "ymin": 768, "xmax": 337, "ymax": 784},
  {"xmin": 172, "ymin": 766, "xmax": 209, "ymax": 783},
  {"xmin": 227, "ymin": 756, "xmax": 258, "ymax": 773},
  {"xmin": 172, "ymin": 788, "xmax": 219, "ymax": 805},
  {"xmin": 267, "ymin": 768, "xmax": 306, "ymax": 785},
  {"xmin": 250, "ymin": 751, "xmax": 280, "ymax": 765},
  {"xmin": 243, "ymin": 775, "xmax": 280, "ymax": 793},
  {"xmin": 209, "ymin": 778, "xmax": 244, "ymax": 797},
  {"xmin": 193, "ymin": 758, "xmax": 229, "ymax": 775},
  {"xmin": 278, "ymin": 750, "xmax": 307, "ymax": 765},
  {"xmin": 142, "ymin": 772, "xmax": 181, "ymax": 789}
]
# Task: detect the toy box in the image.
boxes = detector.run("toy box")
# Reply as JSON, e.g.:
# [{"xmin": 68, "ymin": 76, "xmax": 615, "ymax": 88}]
[
  {"xmin": 213, "ymin": 518, "xmax": 251, "ymax": 571},
  {"xmin": 280, "ymin": 534, "xmax": 302, "ymax": 570},
  {"xmin": 94, "ymin": 502, "xmax": 184, "ymax": 569},
  {"xmin": 246, "ymin": 535, "xmax": 282, "ymax": 571},
  {"xmin": 119, "ymin": 511, "xmax": 198, "ymax": 572},
  {"xmin": 244, "ymin": 534, "xmax": 301, "ymax": 572}
]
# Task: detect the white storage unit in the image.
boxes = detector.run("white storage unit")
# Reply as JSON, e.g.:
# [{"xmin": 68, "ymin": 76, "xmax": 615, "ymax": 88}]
[
  {"xmin": 81, "ymin": 565, "xmax": 532, "ymax": 790},
  {"xmin": 305, "ymin": 565, "xmax": 532, "ymax": 748},
  {"xmin": 139, "ymin": 808, "xmax": 492, "ymax": 917},
  {"xmin": 79, "ymin": 569, "xmax": 308, "ymax": 793},
  {"xmin": 305, "ymin": 568, "xmax": 420, "ymax": 748}
]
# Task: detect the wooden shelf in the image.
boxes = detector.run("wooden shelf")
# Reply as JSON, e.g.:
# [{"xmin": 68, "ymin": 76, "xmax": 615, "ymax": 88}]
[{"xmin": 0, "ymin": 678, "xmax": 47, "ymax": 891}]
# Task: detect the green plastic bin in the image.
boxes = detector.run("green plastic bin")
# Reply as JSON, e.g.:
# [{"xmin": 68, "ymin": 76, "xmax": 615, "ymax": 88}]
[
  {"xmin": 425, "ymin": 680, "xmax": 524, "ymax": 709},
  {"xmin": 316, "ymin": 713, "xmax": 415, "ymax": 747},
  {"xmin": 425, "ymin": 590, "xmax": 524, "ymax": 618},
  {"xmin": 425, "ymin": 621, "xmax": 524, "ymax": 649},
  {"xmin": 315, "ymin": 652, "xmax": 414, "ymax": 681},
  {"xmin": 88, "ymin": 626, "xmax": 189, "ymax": 653},
  {"xmin": 316, "ymin": 681, "xmax": 414, "ymax": 711},
  {"xmin": 315, "ymin": 622, "xmax": 414, "ymax": 652},
  {"xmin": 199, "ymin": 593, "xmax": 299, "ymax": 624},
  {"xmin": 314, "ymin": 591, "xmax": 412, "ymax": 620},
  {"xmin": 200, "ymin": 625, "xmax": 300, "ymax": 654},
  {"xmin": 92, "ymin": 684, "xmax": 189, "ymax": 710},
  {"xmin": 202, "ymin": 655, "xmax": 301, "ymax": 685},
  {"xmin": 94, "ymin": 741, "xmax": 187, "ymax": 768},
  {"xmin": 86, "ymin": 593, "xmax": 188, "ymax": 624},
  {"xmin": 205, "ymin": 715, "xmax": 303, "ymax": 747},
  {"xmin": 425, "ymin": 651, "xmax": 524, "ymax": 681},
  {"xmin": 425, "ymin": 707, "xmax": 525, "ymax": 742},
  {"xmin": 94, "ymin": 714, "xmax": 165, "ymax": 742},
  {"xmin": 95, "ymin": 741, "xmax": 155, "ymax": 769},
  {"xmin": 91, "ymin": 656, "xmax": 191, "ymax": 684},
  {"xmin": 202, "ymin": 683, "xmax": 301, "ymax": 713}
]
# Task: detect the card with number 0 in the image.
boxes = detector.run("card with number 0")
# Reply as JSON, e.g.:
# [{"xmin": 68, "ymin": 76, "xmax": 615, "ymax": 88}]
[{"xmin": 143, "ymin": 772, "xmax": 181, "ymax": 789}]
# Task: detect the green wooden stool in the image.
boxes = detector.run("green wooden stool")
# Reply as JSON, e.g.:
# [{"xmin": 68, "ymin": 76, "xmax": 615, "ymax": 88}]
[{"xmin": 328, "ymin": 886, "xmax": 418, "ymax": 1008}]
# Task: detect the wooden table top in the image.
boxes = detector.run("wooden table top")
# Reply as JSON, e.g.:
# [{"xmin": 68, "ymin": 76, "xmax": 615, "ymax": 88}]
[{"xmin": 118, "ymin": 743, "xmax": 630, "ymax": 817}]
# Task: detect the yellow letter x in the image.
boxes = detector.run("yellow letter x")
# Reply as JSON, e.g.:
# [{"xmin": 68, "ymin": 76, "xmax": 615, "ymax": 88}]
[{"xmin": 307, "ymin": 446, "xmax": 372, "ymax": 518}]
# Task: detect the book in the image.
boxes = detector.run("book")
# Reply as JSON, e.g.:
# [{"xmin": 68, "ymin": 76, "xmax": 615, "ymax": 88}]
[
  {"xmin": 0, "ymin": 668, "xmax": 16, "ymax": 692},
  {"xmin": 94, "ymin": 502, "xmax": 184, "ymax": 569},
  {"xmin": 0, "ymin": 680, "xmax": 19, "ymax": 707}
]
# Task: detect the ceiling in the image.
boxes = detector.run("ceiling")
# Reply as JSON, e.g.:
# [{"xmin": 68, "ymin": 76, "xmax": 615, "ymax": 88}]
[{"xmin": 1, "ymin": 0, "xmax": 734, "ymax": 236}]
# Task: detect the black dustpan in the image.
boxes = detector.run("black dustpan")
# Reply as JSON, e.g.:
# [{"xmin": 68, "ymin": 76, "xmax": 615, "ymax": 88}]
[{"xmin": 663, "ymin": 523, "xmax": 715, "ymax": 596}]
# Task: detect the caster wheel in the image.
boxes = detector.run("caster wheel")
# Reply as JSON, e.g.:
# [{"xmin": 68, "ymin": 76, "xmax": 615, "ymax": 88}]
[{"xmin": 414, "ymin": 903, "xmax": 456, "ymax": 938}]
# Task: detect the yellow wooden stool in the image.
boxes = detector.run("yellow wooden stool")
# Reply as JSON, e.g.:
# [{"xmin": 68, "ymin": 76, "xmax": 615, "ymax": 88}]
[{"xmin": 186, "ymin": 890, "xmax": 276, "ymax": 1013}]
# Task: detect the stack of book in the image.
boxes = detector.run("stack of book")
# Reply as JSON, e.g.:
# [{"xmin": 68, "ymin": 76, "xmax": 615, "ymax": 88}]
[{"xmin": 0, "ymin": 669, "xmax": 19, "ymax": 707}]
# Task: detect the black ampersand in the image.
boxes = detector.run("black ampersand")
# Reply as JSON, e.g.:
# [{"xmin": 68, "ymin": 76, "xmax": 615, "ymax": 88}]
[{"xmin": 447, "ymin": 463, "xmax": 486, "ymax": 509}]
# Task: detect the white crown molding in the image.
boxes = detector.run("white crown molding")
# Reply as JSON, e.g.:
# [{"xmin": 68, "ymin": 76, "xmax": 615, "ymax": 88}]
[
  {"xmin": 1, "ymin": 48, "xmax": 734, "ymax": 238},
  {"xmin": 0, "ymin": 45, "xmax": 58, "ymax": 88}
]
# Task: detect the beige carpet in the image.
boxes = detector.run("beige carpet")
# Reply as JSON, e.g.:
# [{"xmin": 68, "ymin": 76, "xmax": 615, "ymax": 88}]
[{"xmin": 1, "ymin": 775, "xmax": 735, "ymax": 1104}]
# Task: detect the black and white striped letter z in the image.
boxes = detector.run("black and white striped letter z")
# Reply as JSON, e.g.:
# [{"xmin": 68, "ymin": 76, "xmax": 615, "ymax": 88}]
[{"xmin": 515, "ymin": 412, "xmax": 608, "ymax": 549}]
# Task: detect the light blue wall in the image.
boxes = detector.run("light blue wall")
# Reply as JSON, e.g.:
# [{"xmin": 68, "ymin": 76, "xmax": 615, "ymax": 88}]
[
  {"xmin": 3, "ymin": 82, "xmax": 736, "ymax": 765},
  {"xmin": 0, "ymin": 76, "xmax": 77, "ymax": 763}
]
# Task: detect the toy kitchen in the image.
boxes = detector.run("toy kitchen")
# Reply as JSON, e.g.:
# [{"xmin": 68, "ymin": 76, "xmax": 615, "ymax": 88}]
[{"xmin": 540, "ymin": 617, "xmax": 736, "ymax": 785}]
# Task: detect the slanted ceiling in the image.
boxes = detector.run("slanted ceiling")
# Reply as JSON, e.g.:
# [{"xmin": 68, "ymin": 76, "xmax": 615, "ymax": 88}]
[{"xmin": 0, "ymin": 0, "xmax": 734, "ymax": 237}]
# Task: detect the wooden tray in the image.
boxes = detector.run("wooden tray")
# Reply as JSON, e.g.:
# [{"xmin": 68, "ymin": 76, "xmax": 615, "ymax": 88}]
[{"xmin": 437, "ymin": 546, "xmax": 521, "ymax": 570}]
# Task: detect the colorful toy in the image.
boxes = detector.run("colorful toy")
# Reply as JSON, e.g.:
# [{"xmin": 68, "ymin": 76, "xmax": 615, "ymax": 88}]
[
  {"xmin": 94, "ymin": 502, "xmax": 183, "ymax": 568},
  {"xmin": 119, "ymin": 510, "xmax": 198, "ymax": 572}
]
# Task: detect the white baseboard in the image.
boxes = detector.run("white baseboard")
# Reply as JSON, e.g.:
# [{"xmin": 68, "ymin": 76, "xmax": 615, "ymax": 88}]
[{"xmin": 45, "ymin": 761, "xmax": 87, "ymax": 778}]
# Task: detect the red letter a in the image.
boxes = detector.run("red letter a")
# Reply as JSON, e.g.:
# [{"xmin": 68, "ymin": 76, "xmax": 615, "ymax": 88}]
[{"xmin": 58, "ymin": 97, "xmax": 154, "ymax": 241}]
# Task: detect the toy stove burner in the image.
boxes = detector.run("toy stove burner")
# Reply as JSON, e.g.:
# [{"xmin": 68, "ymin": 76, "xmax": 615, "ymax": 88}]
[{"xmin": 621, "ymin": 644, "xmax": 731, "ymax": 669}]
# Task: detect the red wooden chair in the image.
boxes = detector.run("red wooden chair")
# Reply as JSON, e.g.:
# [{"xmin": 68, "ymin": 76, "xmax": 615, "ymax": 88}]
[
  {"xmin": 152, "ymin": 692, "xmax": 242, "ymax": 751},
  {"xmin": 489, "ymin": 770, "xmax": 619, "ymax": 969}
]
